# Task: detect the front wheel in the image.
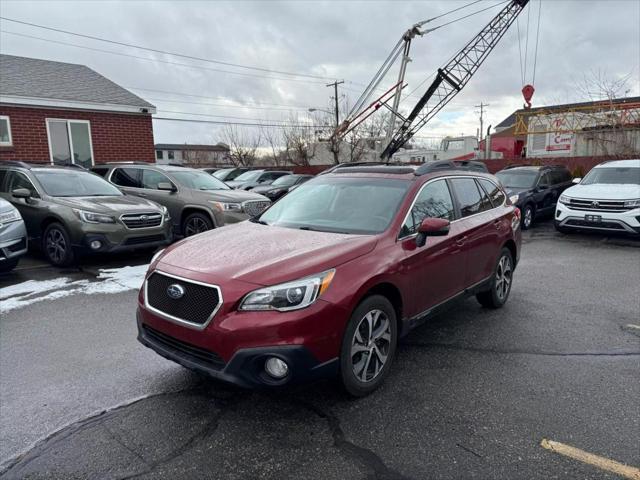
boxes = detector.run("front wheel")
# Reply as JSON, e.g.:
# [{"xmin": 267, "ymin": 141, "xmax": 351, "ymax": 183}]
[
  {"xmin": 521, "ymin": 204, "xmax": 534, "ymax": 230},
  {"xmin": 339, "ymin": 295, "xmax": 397, "ymax": 397},
  {"xmin": 42, "ymin": 223, "xmax": 75, "ymax": 267},
  {"xmin": 182, "ymin": 212, "xmax": 213, "ymax": 237},
  {"xmin": 476, "ymin": 248, "xmax": 514, "ymax": 309}
]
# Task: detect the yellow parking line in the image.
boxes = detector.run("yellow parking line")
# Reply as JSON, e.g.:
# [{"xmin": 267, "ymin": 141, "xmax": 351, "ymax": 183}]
[{"xmin": 541, "ymin": 439, "xmax": 640, "ymax": 480}]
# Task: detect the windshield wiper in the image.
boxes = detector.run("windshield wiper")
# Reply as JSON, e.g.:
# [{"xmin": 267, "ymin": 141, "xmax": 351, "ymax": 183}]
[
  {"xmin": 250, "ymin": 218, "xmax": 269, "ymax": 225},
  {"xmin": 298, "ymin": 226, "xmax": 351, "ymax": 234}
]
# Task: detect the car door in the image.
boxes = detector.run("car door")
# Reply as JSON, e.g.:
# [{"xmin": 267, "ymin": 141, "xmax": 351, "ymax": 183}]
[
  {"xmin": 140, "ymin": 169, "xmax": 181, "ymax": 221},
  {"xmin": 535, "ymin": 171, "xmax": 555, "ymax": 214},
  {"xmin": 449, "ymin": 177, "xmax": 498, "ymax": 287},
  {"xmin": 399, "ymin": 179, "xmax": 466, "ymax": 316},
  {"xmin": 2, "ymin": 171, "xmax": 45, "ymax": 238}
]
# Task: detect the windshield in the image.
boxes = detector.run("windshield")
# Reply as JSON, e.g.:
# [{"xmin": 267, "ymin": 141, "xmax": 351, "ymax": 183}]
[
  {"xmin": 170, "ymin": 171, "xmax": 230, "ymax": 190},
  {"xmin": 495, "ymin": 170, "xmax": 538, "ymax": 189},
  {"xmin": 233, "ymin": 170, "xmax": 262, "ymax": 182},
  {"xmin": 258, "ymin": 177, "xmax": 410, "ymax": 234},
  {"xmin": 581, "ymin": 167, "xmax": 640, "ymax": 185},
  {"xmin": 271, "ymin": 175, "xmax": 299, "ymax": 187},
  {"xmin": 33, "ymin": 170, "xmax": 123, "ymax": 197}
]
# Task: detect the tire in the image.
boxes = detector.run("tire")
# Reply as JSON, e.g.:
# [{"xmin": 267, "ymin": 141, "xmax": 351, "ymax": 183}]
[
  {"xmin": 521, "ymin": 204, "xmax": 534, "ymax": 230},
  {"xmin": 42, "ymin": 222, "xmax": 75, "ymax": 267},
  {"xmin": 476, "ymin": 248, "xmax": 514, "ymax": 309},
  {"xmin": 182, "ymin": 212, "xmax": 213, "ymax": 237},
  {"xmin": 0, "ymin": 257, "xmax": 20, "ymax": 273},
  {"xmin": 339, "ymin": 295, "xmax": 398, "ymax": 397}
]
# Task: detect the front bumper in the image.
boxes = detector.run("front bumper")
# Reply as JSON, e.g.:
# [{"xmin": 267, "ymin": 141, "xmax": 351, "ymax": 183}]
[
  {"xmin": 555, "ymin": 202, "xmax": 640, "ymax": 234},
  {"xmin": 0, "ymin": 220, "xmax": 28, "ymax": 262},
  {"xmin": 74, "ymin": 220, "xmax": 173, "ymax": 253}
]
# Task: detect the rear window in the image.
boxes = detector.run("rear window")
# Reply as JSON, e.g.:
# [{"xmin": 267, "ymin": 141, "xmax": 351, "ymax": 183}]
[
  {"xmin": 91, "ymin": 167, "xmax": 109, "ymax": 178},
  {"xmin": 478, "ymin": 178, "xmax": 506, "ymax": 207},
  {"xmin": 112, "ymin": 168, "xmax": 141, "ymax": 188},
  {"xmin": 450, "ymin": 178, "xmax": 492, "ymax": 217}
]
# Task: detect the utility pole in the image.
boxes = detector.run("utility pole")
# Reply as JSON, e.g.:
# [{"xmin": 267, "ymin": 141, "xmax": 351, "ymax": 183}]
[
  {"xmin": 475, "ymin": 102, "xmax": 489, "ymax": 141},
  {"xmin": 327, "ymin": 80, "xmax": 344, "ymax": 128}
]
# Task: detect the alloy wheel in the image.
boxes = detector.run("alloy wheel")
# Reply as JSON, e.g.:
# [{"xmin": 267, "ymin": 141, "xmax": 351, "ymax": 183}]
[
  {"xmin": 495, "ymin": 254, "xmax": 512, "ymax": 301},
  {"xmin": 350, "ymin": 309, "xmax": 392, "ymax": 383},
  {"xmin": 184, "ymin": 217, "xmax": 210, "ymax": 236},
  {"xmin": 524, "ymin": 207, "xmax": 533, "ymax": 228},
  {"xmin": 46, "ymin": 229, "xmax": 67, "ymax": 264}
]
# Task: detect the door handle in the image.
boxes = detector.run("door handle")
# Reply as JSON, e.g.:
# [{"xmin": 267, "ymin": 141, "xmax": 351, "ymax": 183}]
[
  {"xmin": 493, "ymin": 219, "xmax": 502, "ymax": 229},
  {"xmin": 138, "ymin": 193, "xmax": 148, "ymax": 197},
  {"xmin": 456, "ymin": 236, "xmax": 467, "ymax": 247}
]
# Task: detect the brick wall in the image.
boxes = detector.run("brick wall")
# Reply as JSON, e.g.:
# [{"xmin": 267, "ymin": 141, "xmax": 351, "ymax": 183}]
[{"xmin": 0, "ymin": 105, "xmax": 155, "ymax": 164}]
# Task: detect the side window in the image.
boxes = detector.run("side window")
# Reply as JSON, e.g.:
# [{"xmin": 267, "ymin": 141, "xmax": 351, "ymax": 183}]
[
  {"xmin": 7, "ymin": 171, "xmax": 38, "ymax": 197},
  {"xmin": 450, "ymin": 178, "xmax": 491, "ymax": 218},
  {"xmin": 142, "ymin": 169, "xmax": 172, "ymax": 190},
  {"xmin": 111, "ymin": 168, "xmax": 141, "ymax": 188},
  {"xmin": 400, "ymin": 180, "xmax": 455, "ymax": 237},
  {"xmin": 478, "ymin": 178, "xmax": 505, "ymax": 207},
  {"xmin": 538, "ymin": 172, "xmax": 551, "ymax": 187},
  {"xmin": 0, "ymin": 170, "xmax": 7, "ymax": 192},
  {"xmin": 91, "ymin": 167, "xmax": 109, "ymax": 178}
]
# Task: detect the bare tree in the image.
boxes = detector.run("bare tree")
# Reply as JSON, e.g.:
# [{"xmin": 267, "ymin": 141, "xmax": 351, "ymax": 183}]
[
  {"xmin": 282, "ymin": 115, "xmax": 323, "ymax": 166},
  {"xmin": 222, "ymin": 125, "xmax": 261, "ymax": 166},
  {"xmin": 260, "ymin": 126, "xmax": 286, "ymax": 167}
]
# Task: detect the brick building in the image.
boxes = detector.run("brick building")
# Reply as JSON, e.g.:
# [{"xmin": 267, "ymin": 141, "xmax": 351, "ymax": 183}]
[{"xmin": 0, "ymin": 54, "xmax": 156, "ymax": 166}]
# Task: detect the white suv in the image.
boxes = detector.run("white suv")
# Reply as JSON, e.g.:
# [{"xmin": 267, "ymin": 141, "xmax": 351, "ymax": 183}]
[{"xmin": 555, "ymin": 159, "xmax": 640, "ymax": 234}]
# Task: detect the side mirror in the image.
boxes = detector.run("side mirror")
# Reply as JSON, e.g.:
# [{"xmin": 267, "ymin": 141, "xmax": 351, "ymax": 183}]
[
  {"xmin": 157, "ymin": 182, "xmax": 176, "ymax": 192},
  {"xmin": 415, "ymin": 218, "xmax": 450, "ymax": 247},
  {"xmin": 572, "ymin": 177, "xmax": 582, "ymax": 184},
  {"xmin": 12, "ymin": 188, "xmax": 31, "ymax": 199}
]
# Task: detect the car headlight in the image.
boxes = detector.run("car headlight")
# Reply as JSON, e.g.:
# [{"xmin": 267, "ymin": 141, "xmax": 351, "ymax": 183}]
[
  {"xmin": 210, "ymin": 201, "xmax": 242, "ymax": 212},
  {"xmin": 559, "ymin": 195, "xmax": 572, "ymax": 205},
  {"xmin": 0, "ymin": 208, "xmax": 22, "ymax": 224},
  {"xmin": 161, "ymin": 206, "xmax": 170, "ymax": 220},
  {"xmin": 74, "ymin": 209, "xmax": 116, "ymax": 224},
  {"xmin": 623, "ymin": 199, "xmax": 640, "ymax": 208},
  {"xmin": 509, "ymin": 194, "xmax": 519, "ymax": 204},
  {"xmin": 239, "ymin": 270, "xmax": 335, "ymax": 312}
]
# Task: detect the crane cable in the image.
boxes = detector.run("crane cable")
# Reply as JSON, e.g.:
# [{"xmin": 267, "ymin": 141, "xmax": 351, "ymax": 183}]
[{"xmin": 532, "ymin": 0, "xmax": 543, "ymax": 85}]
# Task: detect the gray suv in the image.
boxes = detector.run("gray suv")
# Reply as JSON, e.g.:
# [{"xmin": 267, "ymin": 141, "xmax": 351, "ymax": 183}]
[
  {"xmin": 0, "ymin": 196, "xmax": 28, "ymax": 272},
  {"xmin": 93, "ymin": 163, "xmax": 271, "ymax": 237},
  {"xmin": 0, "ymin": 162, "xmax": 171, "ymax": 266}
]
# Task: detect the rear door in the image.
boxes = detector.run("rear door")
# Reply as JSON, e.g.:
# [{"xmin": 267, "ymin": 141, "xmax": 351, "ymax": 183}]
[
  {"xmin": 110, "ymin": 167, "xmax": 142, "ymax": 195},
  {"xmin": 399, "ymin": 179, "xmax": 465, "ymax": 315},
  {"xmin": 449, "ymin": 177, "xmax": 498, "ymax": 287}
]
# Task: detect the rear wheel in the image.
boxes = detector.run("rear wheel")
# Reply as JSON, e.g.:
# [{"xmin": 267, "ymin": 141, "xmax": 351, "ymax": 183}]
[
  {"xmin": 42, "ymin": 223, "xmax": 75, "ymax": 267},
  {"xmin": 182, "ymin": 212, "xmax": 213, "ymax": 237},
  {"xmin": 339, "ymin": 295, "xmax": 397, "ymax": 397},
  {"xmin": 476, "ymin": 248, "xmax": 513, "ymax": 309},
  {"xmin": 521, "ymin": 204, "xmax": 534, "ymax": 230}
]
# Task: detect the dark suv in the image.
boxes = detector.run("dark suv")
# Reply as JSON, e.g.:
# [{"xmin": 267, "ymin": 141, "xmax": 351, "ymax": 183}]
[
  {"xmin": 495, "ymin": 165, "xmax": 573, "ymax": 229},
  {"xmin": 225, "ymin": 170, "xmax": 292, "ymax": 190},
  {"xmin": 0, "ymin": 162, "xmax": 171, "ymax": 266},
  {"xmin": 93, "ymin": 163, "xmax": 270, "ymax": 237},
  {"xmin": 138, "ymin": 163, "xmax": 521, "ymax": 396}
]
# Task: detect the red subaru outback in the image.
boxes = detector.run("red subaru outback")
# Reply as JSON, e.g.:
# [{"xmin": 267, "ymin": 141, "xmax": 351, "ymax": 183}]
[{"xmin": 138, "ymin": 163, "xmax": 521, "ymax": 396}]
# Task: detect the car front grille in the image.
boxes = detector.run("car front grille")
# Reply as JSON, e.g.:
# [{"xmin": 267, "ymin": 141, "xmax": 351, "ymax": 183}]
[
  {"xmin": 566, "ymin": 199, "xmax": 630, "ymax": 212},
  {"xmin": 146, "ymin": 272, "xmax": 222, "ymax": 326},
  {"xmin": 121, "ymin": 213, "xmax": 163, "ymax": 229},
  {"xmin": 242, "ymin": 200, "xmax": 271, "ymax": 217},
  {"xmin": 565, "ymin": 219, "xmax": 626, "ymax": 230},
  {"xmin": 124, "ymin": 235, "xmax": 166, "ymax": 246},
  {"xmin": 142, "ymin": 325, "xmax": 225, "ymax": 369}
]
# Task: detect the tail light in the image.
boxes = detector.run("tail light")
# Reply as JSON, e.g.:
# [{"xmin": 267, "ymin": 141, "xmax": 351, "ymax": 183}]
[{"xmin": 512, "ymin": 207, "xmax": 521, "ymax": 231}]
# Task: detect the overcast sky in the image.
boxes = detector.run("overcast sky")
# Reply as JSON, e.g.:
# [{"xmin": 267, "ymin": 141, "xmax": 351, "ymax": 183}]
[{"xmin": 1, "ymin": 0, "xmax": 639, "ymax": 147}]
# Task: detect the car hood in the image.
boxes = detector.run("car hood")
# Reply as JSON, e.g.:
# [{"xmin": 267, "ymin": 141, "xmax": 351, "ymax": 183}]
[
  {"xmin": 51, "ymin": 195, "xmax": 163, "ymax": 213},
  {"xmin": 224, "ymin": 180, "xmax": 246, "ymax": 189},
  {"xmin": 157, "ymin": 221, "xmax": 377, "ymax": 286},
  {"xmin": 504, "ymin": 187, "xmax": 531, "ymax": 197},
  {"xmin": 251, "ymin": 185, "xmax": 282, "ymax": 194},
  {"xmin": 563, "ymin": 184, "xmax": 640, "ymax": 200},
  {"xmin": 190, "ymin": 189, "xmax": 269, "ymax": 202}
]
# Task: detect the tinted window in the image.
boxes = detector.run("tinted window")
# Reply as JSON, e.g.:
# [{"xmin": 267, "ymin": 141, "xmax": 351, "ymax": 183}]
[
  {"xmin": 478, "ymin": 178, "xmax": 505, "ymax": 207},
  {"xmin": 111, "ymin": 168, "xmax": 141, "ymax": 188},
  {"xmin": 538, "ymin": 172, "xmax": 550, "ymax": 186},
  {"xmin": 142, "ymin": 169, "xmax": 173, "ymax": 190},
  {"xmin": 400, "ymin": 180, "xmax": 455, "ymax": 237},
  {"xmin": 91, "ymin": 167, "xmax": 109, "ymax": 178},
  {"xmin": 450, "ymin": 178, "xmax": 491, "ymax": 218},
  {"xmin": 0, "ymin": 170, "xmax": 6, "ymax": 192},
  {"xmin": 7, "ymin": 172, "xmax": 38, "ymax": 197},
  {"xmin": 33, "ymin": 170, "xmax": 122, "ymax": 197}
]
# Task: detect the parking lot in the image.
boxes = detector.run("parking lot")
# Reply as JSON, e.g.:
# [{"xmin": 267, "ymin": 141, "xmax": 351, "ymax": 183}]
[{"xmin": 1, "ymin": 221, "xmax": 639, "ymax": 479}]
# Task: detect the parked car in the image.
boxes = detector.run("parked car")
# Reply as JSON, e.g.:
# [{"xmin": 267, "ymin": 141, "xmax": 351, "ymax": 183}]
[
  {"xmin": 212, "ymin": 167, "xmax": 252, "ymax": 182},
  {"xmin": 0, "ymin": 197, "xmax": 28, "ymax": 273},
  {"xmin": 453, "ymin": 160, "xmax": 489, "ymax": 172},
  {"xmin": 0, "ymin": 161, "xmax": 171, "ymax": 266},
  {"xmin": 225, "ymin": 170, "xmax": 292, "ymax": 190},
  {"xmin": 93, "ymin": 163, "xmax": 270, "ymax": 237},
  {"xmin": 137, "ymin": 163, "xmax": 521, "ymax": 396},
  {"xmin": 200, "ymin": 168, "xmax": 220, "ymax": 175},
  {"xmin": 555, "ymin": 159, "xmax": 640, "ymax": 234},
  {"xmin": 495, "ymin": 165, "xmax": 573, "ymax": 229},
  {"xmin": 251, "ymin": 174, "xmax": 314, "ymax": 201}
]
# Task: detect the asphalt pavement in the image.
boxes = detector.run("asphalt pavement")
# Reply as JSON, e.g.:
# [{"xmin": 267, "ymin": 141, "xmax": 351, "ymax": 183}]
[{"xmin": 1, "ymin": 223, "xmax": 639, "ymax": 479}]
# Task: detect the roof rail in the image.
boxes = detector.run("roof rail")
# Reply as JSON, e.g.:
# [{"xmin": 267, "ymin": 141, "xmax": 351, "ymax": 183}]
[
  {"xmin": 101, "ymin": 161, "xmax": 154, "ymax": 165},
  {"xmin": 319, "ymin": 161, "xmax": 407, "ymax": 175},
  {"xmin": 414, "ymin": 160, "xmax": 459, "ymax": 176},
  {"xmin": 0, "ymin": 160, "xmax": 32, "ymax": 169},
  {"xmin": 503, "ymin": 164, "xmax": 534, "ymax": 169}
]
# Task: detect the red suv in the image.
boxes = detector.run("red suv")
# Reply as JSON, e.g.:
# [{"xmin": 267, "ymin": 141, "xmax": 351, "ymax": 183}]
[{"xmin": 137, "ymin": 163, "xmax": 521, "ymax": 396}]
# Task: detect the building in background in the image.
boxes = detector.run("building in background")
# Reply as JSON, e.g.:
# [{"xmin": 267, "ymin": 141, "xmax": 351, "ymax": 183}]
[
  {"xmin": 155, "ymin": 143, "xmax": 231, "ymax": 167},
  {"xmin": 0, "ymin": 54, "xmax": 156, "ymax": 165}
]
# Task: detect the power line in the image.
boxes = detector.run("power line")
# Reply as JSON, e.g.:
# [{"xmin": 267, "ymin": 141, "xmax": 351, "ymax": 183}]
[
  {"xmin": 0, "ymin": 30, "xmax": 330, "ymax": 85},
  {"xmin": 156, "ymin": 110, "xmax": 302, "ymax": 123},
  {"xmin": 145, "ymin": 97, "xmax": 312, "ymax": 112},
  {"xmin": 152, "ymin": 117, "xmax": 332, "ymax": 129},
  {"xmin": 0, "ymin": 16, "xmax": 336, "ymax": 81}
]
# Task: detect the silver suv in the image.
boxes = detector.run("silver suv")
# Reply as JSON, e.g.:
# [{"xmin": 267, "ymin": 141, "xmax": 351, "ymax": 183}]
[
  {"xmin": 0, "ymin": 196, "xmax": 28, "ymax": 272},
  {"xmin": 93, "ymin": 163, "xmax": 271, "ymax": 237}
]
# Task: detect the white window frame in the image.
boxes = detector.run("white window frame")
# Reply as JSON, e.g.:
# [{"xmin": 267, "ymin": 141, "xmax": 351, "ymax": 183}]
[
  {"xmin": 45, "ymin": 118, "xmax": 95, "ymax": 166},
  {"xmin": 0, "ymin": 115, "xmax": 13, "ymax": 146}
]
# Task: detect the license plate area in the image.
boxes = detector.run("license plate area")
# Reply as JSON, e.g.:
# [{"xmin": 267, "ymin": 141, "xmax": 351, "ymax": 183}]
[{"xmin": 585, "ymin": 214, "xmax": 602, "ymax": 222}]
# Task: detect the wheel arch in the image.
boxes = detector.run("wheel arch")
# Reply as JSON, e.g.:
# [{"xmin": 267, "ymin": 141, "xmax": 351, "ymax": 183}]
[
  {"xmin": 353, "ymin": 280, "xmax": 404, "ymax": 339},
  {"xmin": 180, "ymin": 206, "xmax": 217, "ymax": 229},
  {"xmin": 503, "ymin": 239, "xmax": 518, "ymax": 267}
]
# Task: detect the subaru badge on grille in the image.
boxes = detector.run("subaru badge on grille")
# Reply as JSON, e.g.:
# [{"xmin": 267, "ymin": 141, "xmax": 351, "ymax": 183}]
[{"xmin": 167, "ymin": 284, "xmax": 185, "ymax": 299}]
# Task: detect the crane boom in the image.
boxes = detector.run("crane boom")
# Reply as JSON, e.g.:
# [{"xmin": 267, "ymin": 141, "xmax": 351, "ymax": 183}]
[{"xmin": 380, "ymin": 0, "xmax": 529, "ymax": 160}]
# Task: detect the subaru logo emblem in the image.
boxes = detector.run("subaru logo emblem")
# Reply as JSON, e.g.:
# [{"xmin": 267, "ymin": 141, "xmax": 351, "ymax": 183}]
[
  {"xmin": 591, "ymin": 201, "xmax": 600, "ymax": 208},
  {"xmin": 167, "ymin": 283, "xmax": 185, "ymax": 299},
  {"xmin": 140, "ymin": 215, "xmax": 148, "ymax": 221}
]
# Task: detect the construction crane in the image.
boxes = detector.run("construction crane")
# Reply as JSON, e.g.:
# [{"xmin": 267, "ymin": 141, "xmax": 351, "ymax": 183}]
[{"xmin": 334, "ymin": 0, "xmax": 530, "ymax": 161}]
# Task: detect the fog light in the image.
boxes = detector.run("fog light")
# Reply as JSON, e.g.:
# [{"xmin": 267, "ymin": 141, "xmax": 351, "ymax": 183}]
[
  {"xmin": 90, "ymin": 240, "xmax": 102, "ymax": 250},
  {"xmin": 265, "ymin": 357, "xmax": 289, "ymax": 379}
]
